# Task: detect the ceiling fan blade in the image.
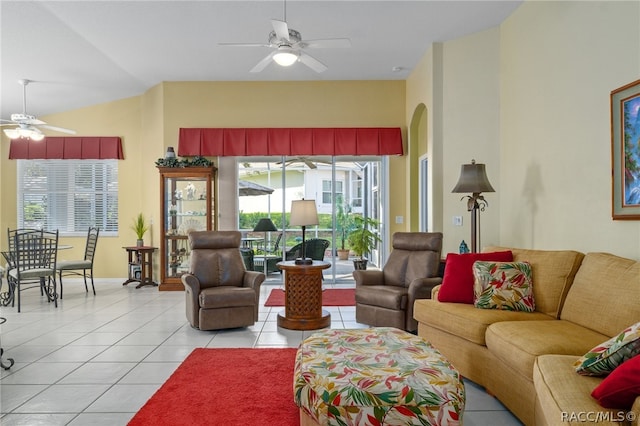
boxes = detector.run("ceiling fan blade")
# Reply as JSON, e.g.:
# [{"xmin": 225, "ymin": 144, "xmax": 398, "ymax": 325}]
[
  {"xmin": 303, "ymin": 38, "xmax": 351, "ymax": 49},
  {"xmin": 218, "ymin": 42, "xmax": 271, "ymax": 48},
  {"xmin": 298, "ymin": 52, "xmax": 327, "ymax": 73},
  {"xmin": 38, "ymin": 124, "xmax": 77, "ymax": 135},
  {"xmin": 250, "ymin": 52, "xmax": 276, "ymax": 73},
  {"xmin": 304, "ymin": 159, "xmax": 317, "ymax": 169},
  {"xmin": 271, "ymin": 19, "xmax": 290, "ymax": 42}
]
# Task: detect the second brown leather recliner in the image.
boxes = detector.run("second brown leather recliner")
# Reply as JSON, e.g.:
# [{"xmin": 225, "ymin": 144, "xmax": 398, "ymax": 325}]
[{"xmin": 353, "ymin": 232, "xmax": 443, "ymax": 332}]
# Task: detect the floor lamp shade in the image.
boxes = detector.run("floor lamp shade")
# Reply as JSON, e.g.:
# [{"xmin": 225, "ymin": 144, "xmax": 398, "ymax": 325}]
[
  {"xmin": 253, "ymin": 218, "xmax": 277, "ymax": 233},
  {"xmin": 290, "ymin": 199, "xmax": 318, "ymax": 265},
  {"xmin": 452, "ymin": 159, "xmax": 495, "ymax": 253},
  {"xmin": 253, "ymin": 218, "xmax": 278, "ymax": 275}
]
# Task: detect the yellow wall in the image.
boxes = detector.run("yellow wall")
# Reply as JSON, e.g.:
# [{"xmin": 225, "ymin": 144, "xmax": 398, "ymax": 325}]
[{"xmin": 1, "ymin": 81, "xmax": 406, "ymax": 277}]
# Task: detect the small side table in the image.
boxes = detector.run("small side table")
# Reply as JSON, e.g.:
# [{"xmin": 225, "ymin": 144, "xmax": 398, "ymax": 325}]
[
  {"xmin": 276, "ymin": 260, "xmax": 331, "ymax": 330},
  {"xmin": 123, "ymin": 246, "xmax": 158, "ymax": 289}
]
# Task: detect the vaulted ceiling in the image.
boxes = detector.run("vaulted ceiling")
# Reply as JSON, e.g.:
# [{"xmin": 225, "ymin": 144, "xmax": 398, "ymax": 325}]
[{"xmin": 1, "ymin": 1, "xmax": 522, "ymax": 117}]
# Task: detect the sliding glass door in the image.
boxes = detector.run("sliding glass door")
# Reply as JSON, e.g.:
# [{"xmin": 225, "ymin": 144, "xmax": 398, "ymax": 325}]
[{"xmin": 237, "ymin": 156, "xmax": 383, "ymax": 283}]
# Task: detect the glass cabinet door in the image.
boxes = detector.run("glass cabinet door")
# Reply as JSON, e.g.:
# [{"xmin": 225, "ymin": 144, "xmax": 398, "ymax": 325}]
[{"xmin": 158, "ymin": 166, "xmax": 216, "ymax": 290}]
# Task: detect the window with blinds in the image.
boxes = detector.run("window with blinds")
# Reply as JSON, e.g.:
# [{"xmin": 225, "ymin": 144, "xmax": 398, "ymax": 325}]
[{"xmin": 17, "ymin": 159, "xmax": 118, "ymax": 236}]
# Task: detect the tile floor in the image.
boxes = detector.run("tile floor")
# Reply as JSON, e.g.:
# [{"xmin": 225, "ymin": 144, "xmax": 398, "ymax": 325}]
[{"xmin": 0, "ymin": 279, "xmax": 522, "ymax": 425}]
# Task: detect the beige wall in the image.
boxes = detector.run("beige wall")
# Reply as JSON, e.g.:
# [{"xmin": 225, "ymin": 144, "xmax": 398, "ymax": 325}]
[
  {"xmin": 407, "ymin": 1, "xmax": 639, "ymax": 260},
  {"xmin": 499, "ymin": 0, "xmax": 640, "ymax": 258}
]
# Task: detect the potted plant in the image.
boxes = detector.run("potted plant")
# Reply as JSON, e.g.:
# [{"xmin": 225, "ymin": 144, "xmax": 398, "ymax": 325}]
[
  {"xmin": 131, "ymin": 213, "xmax": 150, "ymax": 246},
  {"xmin": 335, "ymin": 195, "xmax": 355, "ymax": 260},
  {"xmin": 348, "ymin": 215, "xmax": 381, "ymax": 270}
]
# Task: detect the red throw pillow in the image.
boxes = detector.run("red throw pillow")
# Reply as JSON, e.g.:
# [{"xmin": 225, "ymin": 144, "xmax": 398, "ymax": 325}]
[
  {"xmin": 591, "ymin": 355, "xmax": 640, "ymax": 409},
  {"xmin": 437, "ymin": 251, "xmax": 513, "ymax": 304}
]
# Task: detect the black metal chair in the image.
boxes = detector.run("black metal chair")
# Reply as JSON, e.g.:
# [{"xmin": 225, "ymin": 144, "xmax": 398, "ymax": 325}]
[
  {"xmin": 7, "ymin": 229, "xmax": 59, "ymax": 312},
  {"xmin": 258, "ymin": 232, "xmax": 282, "ymax": 256},
  {"xmin": 57, "ymin": 227, "xmax": 100, "ymax": 299}
]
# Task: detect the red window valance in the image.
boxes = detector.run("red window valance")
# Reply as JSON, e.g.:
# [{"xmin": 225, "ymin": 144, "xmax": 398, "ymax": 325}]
[
  {"xmin": 178, "ymin": 128, "xmax": 403, "ymax": 157},
  {"xmin": 9, "ymin": 137, "xmax": 124, "ymax": 160}
]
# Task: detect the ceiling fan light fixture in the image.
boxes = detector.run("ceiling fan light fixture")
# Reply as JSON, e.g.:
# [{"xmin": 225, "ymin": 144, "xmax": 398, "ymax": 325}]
[
  {"xmin": 273, "ymin": 48, "xmax": 299, "ymax": 66},
  {"xmin": 3, "ymin": 128, "xmax": 20, "ymax": 139},
  {"xmin": 3, "ymin": 127, "xmax": 44, "ymax": 141}
]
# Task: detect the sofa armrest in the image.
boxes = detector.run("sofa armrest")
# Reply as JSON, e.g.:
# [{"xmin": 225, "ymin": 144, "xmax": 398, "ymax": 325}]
[
  {"xmin": 631, "ymin": 397, "xmax": 640, "ymax": 426},
  {"xmin": 243, "ymin": 270, "xmax": 266, "ymax": 290},
  {"xmin": 181, "ymin": 273, "xmax": 201, "ymax": 328},
  {"xmin": 408, "ymin": 277, "xmax": 443, "ymax": 301},
  {"xmin": 431, "ymin": 284, "xmax": 442, "ymax": 299},
  {"xmin": 352, "ymin": 270, "xmax": 385, "ymax": 286}
]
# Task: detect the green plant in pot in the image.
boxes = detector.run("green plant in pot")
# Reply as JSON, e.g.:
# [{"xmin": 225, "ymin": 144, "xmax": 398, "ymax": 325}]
[
  {"xmin": 131, "ymin": 213, "xmax": 150, "ymax": 247},
  {"xmin": 335, "ymin": 195, "xmax": 355, "ymax": 260},
  {"xmin": 348, "ymin": 215, "xmax": 381, "ymax": 270}
]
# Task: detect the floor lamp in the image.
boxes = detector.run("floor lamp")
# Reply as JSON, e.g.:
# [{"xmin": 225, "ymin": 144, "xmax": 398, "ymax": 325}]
[
  {"xmin": 289, "ymin": 199, "xmax": 318, "ymax": 265},
  {"xmin": 452, "ymin": 159, "xmax": 495, "ymax": 253},
  {"xmin": 253, "ymin": 218, "xmax": 277, "ymax": 275}
]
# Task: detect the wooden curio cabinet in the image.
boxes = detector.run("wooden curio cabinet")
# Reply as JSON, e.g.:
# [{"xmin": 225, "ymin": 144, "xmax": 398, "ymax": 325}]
[{"xmin": 157, "ymin": 166, "xmax": 217, "ymax": 290}]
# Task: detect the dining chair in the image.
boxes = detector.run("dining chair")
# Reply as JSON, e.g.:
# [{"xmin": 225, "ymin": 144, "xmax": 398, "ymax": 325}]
[
  {"xmin": 7, "ymin": 229, "xmax": 59, "ymax": 312},
  {"xmin": 57, "ymin": 227, "xmax": 100, "ymax": 299}
]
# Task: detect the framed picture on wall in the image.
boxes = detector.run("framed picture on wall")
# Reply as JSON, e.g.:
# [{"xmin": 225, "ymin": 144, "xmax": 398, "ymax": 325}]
[{"xmin": 611, "ymin": 78, "xmax": 640, "ymax": 220}]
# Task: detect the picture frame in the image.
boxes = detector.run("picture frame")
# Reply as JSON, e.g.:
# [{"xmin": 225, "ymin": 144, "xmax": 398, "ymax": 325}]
[{"xmin": 611, "ymin": 78, "xmax": 640, "ymax": 219}]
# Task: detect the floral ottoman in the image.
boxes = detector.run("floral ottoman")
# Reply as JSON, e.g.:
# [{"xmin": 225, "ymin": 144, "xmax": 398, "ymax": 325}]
[{"xmin": 294, "ymin": 327, "xmax": 465, "ymax": 426}]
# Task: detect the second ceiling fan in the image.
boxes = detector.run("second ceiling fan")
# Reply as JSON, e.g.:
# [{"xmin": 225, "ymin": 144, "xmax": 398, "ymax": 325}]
[{"xmin": 220, "ymin": 3, "xmax": 351, "ymax": 73}]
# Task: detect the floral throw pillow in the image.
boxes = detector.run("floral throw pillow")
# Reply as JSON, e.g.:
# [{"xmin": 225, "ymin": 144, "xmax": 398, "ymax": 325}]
[
  {"xmin": 575, "ymin": 321, "xmax": 640, "ymax": 376},
  {"xmin": 472, "ymin": 261, "xmax": 535, "ymax": 312}
]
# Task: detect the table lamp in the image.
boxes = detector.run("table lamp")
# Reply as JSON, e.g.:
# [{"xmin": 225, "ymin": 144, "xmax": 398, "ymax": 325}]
[
  {"xmin": 253, "ymin": 218, "xmax": 278, "ymax": 275},
  {"xmin": 452, "ymin": 159, "xmax": 495, "ymax": 253},
  {"xmin": 289, "ymin": 199, "xmax": 318, "ymax": 265}
]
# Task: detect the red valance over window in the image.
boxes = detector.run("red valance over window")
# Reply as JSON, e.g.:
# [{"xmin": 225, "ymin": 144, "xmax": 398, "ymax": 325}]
[
  {"xmin": 178, "ymin": 128, "xmax": 403, "ymax": 157},
  {"xmin": 9, "ymin": 137, "xmax": 124, "ymax": 160}
]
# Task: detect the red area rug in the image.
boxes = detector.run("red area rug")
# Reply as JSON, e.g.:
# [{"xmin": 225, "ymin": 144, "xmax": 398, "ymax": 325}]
[
  {"xmin": 128, "ymin": 348, "xmax": 298, "ymax": 426},
  {"xmin": 265, "ymin": 288, "xmax": 355, "ymax": 307}
]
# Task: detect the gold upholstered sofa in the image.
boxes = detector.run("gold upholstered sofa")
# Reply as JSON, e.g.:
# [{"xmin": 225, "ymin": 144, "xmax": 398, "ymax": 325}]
[{"xmin": 413, "ymin": 247, "xmax": 640, "ymax": 425}]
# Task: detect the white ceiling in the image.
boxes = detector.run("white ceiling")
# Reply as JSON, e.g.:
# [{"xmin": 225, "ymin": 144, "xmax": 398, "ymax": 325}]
[{"xmin": 1, "ymin": 1, "xmax": 522, "ymax": 118}]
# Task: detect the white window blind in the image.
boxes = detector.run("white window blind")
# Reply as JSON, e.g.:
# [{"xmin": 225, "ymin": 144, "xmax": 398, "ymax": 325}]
[{"xmin": 17, "ymin": 159, "xmax": 119, "ymax": 236}]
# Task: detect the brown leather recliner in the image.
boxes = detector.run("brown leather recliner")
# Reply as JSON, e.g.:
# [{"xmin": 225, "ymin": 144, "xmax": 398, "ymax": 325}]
[
  {"xmin": 354, "ymin": 232, "xmax": 443, "ymax": 332},
  {"xmin": 182, "ymin": 231, "xmax": 265, "ymax": 330}
]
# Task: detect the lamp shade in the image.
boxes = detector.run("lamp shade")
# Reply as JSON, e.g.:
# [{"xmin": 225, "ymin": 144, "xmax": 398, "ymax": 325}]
[
  {"xmin": 253, "ymin": 218, "xmax": 277, "ymax": 232},
  {"xmin": 290, "ymin": 199, "xmax": 318, "ymax": 226},
  {"xmin": 452, "ymin": 159, "xmax": 495, "ymax": 194}
]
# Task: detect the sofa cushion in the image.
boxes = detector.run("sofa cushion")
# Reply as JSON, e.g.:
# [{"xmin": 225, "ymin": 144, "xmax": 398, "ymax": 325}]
[
  {"xmin": 437, "ymin": 251, "xmax": 513, "ymax": 304},
  {"xmin": 486, "ymin": 320, "xmax": 609, "ymax": 380},
  {"xmin": 413, "ymin": 299, "xmax": 552, "ymax": 345},
  {"xmin": 591, "ymin": 355, "xmax": 640, "ymax": 409},
  {"xmin": 561, "ymin": 252, "xmax": 640, "ymax": 337},
  {"xmin": 575, "ymin": 321, "xmax": 640, "ymax": 376},
  {"xmin": 472, "ymin": 261, "xmax": 535, "ymax": 312},
  {"xmin": 484, "ymin": 247, "xmax": 584, "ymax": 318},
  {"xmin": 534, "ymin": 355, "xmax": 623, "ymax": 426}
]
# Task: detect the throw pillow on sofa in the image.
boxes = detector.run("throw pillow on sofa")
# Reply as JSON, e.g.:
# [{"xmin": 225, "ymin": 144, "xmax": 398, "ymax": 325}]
[
  {"xmin": 472, "ymin": 261, "xmax": 535, "ymax": 312},
  {"xmin": 437, "ymin": 251, "xmax": 513, "ymax": 304},
  {"xmin": 575, "ymin": 321, "xmax": 640, "ymax": 376},
  {"xmin": 591, "ymin": 355, "xmax": 640, "ymax": 409}
]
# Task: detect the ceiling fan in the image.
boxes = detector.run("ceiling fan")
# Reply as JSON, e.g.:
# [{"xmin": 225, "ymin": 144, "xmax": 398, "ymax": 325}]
[
  {"xmin": 277, "ymin": 157, "xmax": 333, "ymax": 169},
  {"xmin": 219, "ymin": 3, "xmax": 351, "ymax": 73},
  {"xmin": 1, "ymin": 79, "xmax": 76, "ymax": 141}
]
